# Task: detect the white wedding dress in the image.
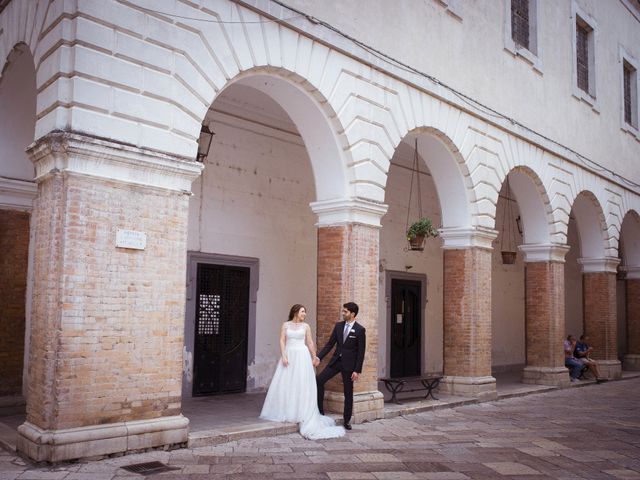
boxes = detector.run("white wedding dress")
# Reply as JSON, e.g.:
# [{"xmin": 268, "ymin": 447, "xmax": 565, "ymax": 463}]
[{"xmin": 260, "ymin": 322, "xmax": 345, "ymax": 440}]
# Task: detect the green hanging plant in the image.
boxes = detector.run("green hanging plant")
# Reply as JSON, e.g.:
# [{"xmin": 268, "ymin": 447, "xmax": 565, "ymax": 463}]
[{"xmin": 406, "ymin": 217, "xmax": 439, "ymax": 241}]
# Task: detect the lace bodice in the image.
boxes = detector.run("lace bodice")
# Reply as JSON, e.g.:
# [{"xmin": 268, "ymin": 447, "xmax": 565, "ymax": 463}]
[{"xmin": 285, "ymin": 322, "xmax": 307, "ymax": 348}]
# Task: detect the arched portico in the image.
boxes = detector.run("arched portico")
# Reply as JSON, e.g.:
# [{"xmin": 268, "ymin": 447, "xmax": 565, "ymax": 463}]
[
  {"xmin": 620, "ymin": 210, "xmax": 640, "ymax": 371},
  {"xmin": 491, "ymin": 168, "xmax": 571, "ymax": 386},
  {"xmin": 567, "ymin": 191, "xmax": 621, "ymax": 379}
]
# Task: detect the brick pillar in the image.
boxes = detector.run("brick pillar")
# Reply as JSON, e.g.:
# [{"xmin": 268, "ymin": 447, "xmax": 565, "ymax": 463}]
[
  {"xmin": 438, "ymin": 227, "xmax": 497, "ymax": 401},
  {"xmin": 16, "ymin": 132, "xmax": 202, "ymax": 462},
  {"xmin": 0, "ymin": 210, "xmax": 30, "ymax": 400},
  {"xmin": 624, "ymin": 268, "xmax": 640, "ymax": 370},
  {"xmin": 520, "ymin": 244, "xmax": 571, "ymax": 387},
  {"xmin": 311, "ymin": 199, "xmax": 388, "ymax": 423},
  {"xmin": 579, "ymin": 257, "xmax": 622, "ymax": 379}
]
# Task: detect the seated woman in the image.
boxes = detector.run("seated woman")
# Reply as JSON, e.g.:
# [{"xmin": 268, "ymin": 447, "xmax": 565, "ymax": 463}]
[{"xmin": 574, "ymin": 334, "xmax": 606, "ymax": 383}]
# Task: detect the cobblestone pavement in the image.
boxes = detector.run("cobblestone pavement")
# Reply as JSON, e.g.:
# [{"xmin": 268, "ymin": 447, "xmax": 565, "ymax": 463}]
[{"xmin": 2, "ymin": 378, "xmax": 640, "ymax": 480}]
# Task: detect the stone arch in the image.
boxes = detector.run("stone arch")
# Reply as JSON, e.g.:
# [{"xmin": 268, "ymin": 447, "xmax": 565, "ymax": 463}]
[
  {"xmin": 500, "ymin": 166, "xmax": 554, "ymax": 245},
  {"xmin": 571, "ymin": 190, "xmax": 609, "ymax": 260},
  {"xmin": 391, "ymin": 127, "xmax": 473, "ymax": 228},
  {"xmin": 209, "ymin": 68, "xmax": 351, "ymax": 203},
  {"xmin": 620, "ymin": 210, "xmax": 640, "ymax": 268}
]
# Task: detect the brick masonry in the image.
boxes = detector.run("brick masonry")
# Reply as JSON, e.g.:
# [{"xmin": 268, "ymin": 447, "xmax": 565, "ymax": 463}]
[
  {"xmin": 628, "ymin": 279, "xmax": 640, "ymax": 355},
  {"xmin": 443, "ymin": 247, "xmax": 492, "ymax": 378},
  {"xmin": 583, "ymin": 272, "xmax": 618, "ymax": 361},
  {"xmin": 525, "ymin": 262, "xmax": 565, "ymax": 369},
  {"xmin": 0, "ymin": 209, "xmax": 30, "ymax": 397},
  {"xmin": 316, "ymin": 224, "xmax": 382, "ymax": 416},
  {"xmin": 25, "ymin": 171, "xmax": 189, "ymax": 431}
]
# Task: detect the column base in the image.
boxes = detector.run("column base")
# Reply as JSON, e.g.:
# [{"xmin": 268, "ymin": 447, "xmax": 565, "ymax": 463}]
[
  {"xmin": 522, "ymin": 366, "xmax": 570, "ymax": 387},
  {"xmin": 597, "ymin": 360, "xmax": 622, "ymax": 379},
  {"xmin": 623, "ymin": 354, "xmax": 640, "ymax": 371},
  {"xmin": 324, "ymin": 390, "xmax": 384, "ymax": 423},
  {"xmin": 17, "ymin": 415, "xmax": 189, "ymax": 463},
  {"xmin": 439, "ymin": 376, "xmax": 497, "ymax": 401}
]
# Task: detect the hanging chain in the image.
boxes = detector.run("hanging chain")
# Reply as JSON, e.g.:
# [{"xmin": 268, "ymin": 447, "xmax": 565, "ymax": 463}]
[{"xmin": 405, "ymin": 138, "xmax": 424, "ymax": 232}]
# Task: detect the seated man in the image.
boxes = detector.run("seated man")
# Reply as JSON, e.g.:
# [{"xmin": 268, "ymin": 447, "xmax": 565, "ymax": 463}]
[
  {"xmin": 564, "ymin": 335, "xmax": 584, "ymax": 382},
  {"xmin": 575, "ymin": 334, "xmax": 606, "ymax": 383}
]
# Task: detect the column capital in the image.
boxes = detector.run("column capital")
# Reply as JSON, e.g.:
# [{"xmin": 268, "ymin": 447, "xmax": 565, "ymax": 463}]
[
  {"xmin": 578, "ymin": 257, "xmax": 620, "ymax": 274},
  {"xmin": 518, "ymin": 243, "xmax": 570, "ymax": 263},
  {"xmin": 27, "ymin": 131, "xmax": 203, "ymax": 193},
  {"xmin": 310, "ymin": 197, "xmax": 388, "ymax": 228},
  {"xmin": 438, "ymin": 226, "xmax": 497, "ymax": 250},
  {"xmin": 620, "ymin": 266, "xmax": 640, "ymax": 280}
]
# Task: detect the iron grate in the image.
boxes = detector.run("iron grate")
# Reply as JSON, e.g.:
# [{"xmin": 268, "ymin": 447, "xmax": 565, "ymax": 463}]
[{"xmin": 120, "ymin": 461, "xmax": 180, "ymax": 476}]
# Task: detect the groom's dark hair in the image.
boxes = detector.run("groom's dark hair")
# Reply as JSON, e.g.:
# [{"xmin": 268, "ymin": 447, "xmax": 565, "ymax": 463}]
[{"xmin": 343, "ymin": 302, "xmax": 359, "ymax": 316}]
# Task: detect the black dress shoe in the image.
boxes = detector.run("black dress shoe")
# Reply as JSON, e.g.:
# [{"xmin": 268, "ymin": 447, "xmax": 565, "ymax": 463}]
[{"xmin": 344, "ymin": 423, "xmax": 352, "ymax": 430}]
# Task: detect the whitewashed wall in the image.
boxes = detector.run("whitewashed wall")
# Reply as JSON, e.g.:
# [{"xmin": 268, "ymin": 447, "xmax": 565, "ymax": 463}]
[
  {"xmin": 0, "ymin": 44, "xmax": 35, "ymax": 181},
  {"xmin": 284, "ymin": 0, "xmax": 640, "ymax": 184}
]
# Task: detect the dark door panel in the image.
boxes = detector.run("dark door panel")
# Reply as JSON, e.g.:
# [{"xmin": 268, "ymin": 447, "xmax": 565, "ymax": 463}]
[
  {"xmin": 390, "ymin": 279, "xmax": 421, "ymax": 377},
  {"xmin": 193, "ymin": 263, "xmax": 250, "ymax": 396}
]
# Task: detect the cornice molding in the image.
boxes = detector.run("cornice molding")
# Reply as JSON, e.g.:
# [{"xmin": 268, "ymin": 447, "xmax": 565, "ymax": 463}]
[
  {"xmin": 310, "ymin": 197, "xmax": 388, "ymax": 228},
  {"xmin": 578, "ymin": 257, "xmax": 621, "ymax": 274},
  {"xmin": 439, "ymin": 226, "xmax": 498, "ymax": 250},
  {"xmin": 518, "ymin": 243, "xmax": 571, "ymax": 263},
  {"xmin": 0, "ymin": 177, "xmax": 37, "ymax": 210},
  {"xmin": 27, "ymin": 132, "xmax": 203, "ymax": 193}
]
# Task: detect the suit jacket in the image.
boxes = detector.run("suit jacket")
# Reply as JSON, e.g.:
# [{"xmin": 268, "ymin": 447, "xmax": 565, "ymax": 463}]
[{"xmin": 317, "ymin": 321, "xmax": 366, "ymax": 373}]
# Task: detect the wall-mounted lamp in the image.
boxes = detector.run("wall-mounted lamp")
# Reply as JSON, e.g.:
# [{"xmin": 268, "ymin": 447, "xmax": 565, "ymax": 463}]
[
  {"xmin": 516, "ymin": 215, "xmax": 523, "ymax": 235},
  {"xmin": 196, "ymin": 124, "xmax": 215, "ymax": 162}
]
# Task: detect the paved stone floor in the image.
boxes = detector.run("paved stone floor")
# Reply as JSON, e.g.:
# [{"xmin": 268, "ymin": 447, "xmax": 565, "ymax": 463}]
[{"xmin": 2, "ymin": 377, "xmax": 640, "ymax": 480}]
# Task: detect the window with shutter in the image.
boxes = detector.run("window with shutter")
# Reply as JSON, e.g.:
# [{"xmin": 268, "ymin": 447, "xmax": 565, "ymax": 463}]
[
  {"xmin": 511, "ymin": 0, "xmax": 530, "ymax": 50},
  {"xmin": 576, "ymin": 21, "xmax": 590, "ymax": 93},
  {"xmin": 624, "ymin": 62, "xmax": 632, "ymax": 125}
]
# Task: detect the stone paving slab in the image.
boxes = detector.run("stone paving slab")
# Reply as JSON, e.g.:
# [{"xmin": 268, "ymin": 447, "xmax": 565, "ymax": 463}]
[{"xmin": 1, "ymin": 376, "xmax": 640, "ymax": 479}]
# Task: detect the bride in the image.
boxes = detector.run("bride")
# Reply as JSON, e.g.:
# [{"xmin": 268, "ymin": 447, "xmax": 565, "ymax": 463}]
[{"xmin": 260, "ymin": 304, "xmax": 345, "ymax": 439}]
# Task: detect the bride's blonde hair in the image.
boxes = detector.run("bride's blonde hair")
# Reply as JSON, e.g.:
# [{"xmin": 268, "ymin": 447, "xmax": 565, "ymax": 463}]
[{"xmin": 288, "ymin": 304, "xmax": 306, "ymax": 321}]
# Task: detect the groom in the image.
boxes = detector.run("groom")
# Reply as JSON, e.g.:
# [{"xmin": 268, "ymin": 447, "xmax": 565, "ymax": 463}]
[{"xmin": 315, "ymin": 302, "xmax": 366, "ymax": 430}]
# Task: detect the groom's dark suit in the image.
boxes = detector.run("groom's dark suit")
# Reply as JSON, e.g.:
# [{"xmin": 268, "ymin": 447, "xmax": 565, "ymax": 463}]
[{"xmin": 316, "ymin": 321, "xmax": 366, "ymax": 424}]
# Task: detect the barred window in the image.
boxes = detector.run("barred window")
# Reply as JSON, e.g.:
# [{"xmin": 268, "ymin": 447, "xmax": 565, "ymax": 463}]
[
  {"xmin": 624, "ymin": 62, "xmax": 633, "ymax": 125},
  {"xmin": 511, "ymin": 0, "xmax": 530, "ymax": 50},
  {"xmin": 576, "ymin": 20, "xmax": 590, "ymax": 93},
  {"xmin": 623, "ymin": 59, "xmax": 638, "ymax": 129}
]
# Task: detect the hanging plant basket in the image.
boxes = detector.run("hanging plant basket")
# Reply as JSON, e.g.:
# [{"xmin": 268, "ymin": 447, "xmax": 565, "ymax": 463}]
[
  {"xmin": 501, "ymin": 250, "xmax": 517, "ymax": 265},
  {"xmin": 406, "ymin": 217, "xmax": 438, "ymax": 252},
  {"xmin": 404, "ymin": 140, "xmax": 439, "ymax": 253},
  {"xmin": 408, "ymin": 233, "xmax": 426, "ymax": 251}
]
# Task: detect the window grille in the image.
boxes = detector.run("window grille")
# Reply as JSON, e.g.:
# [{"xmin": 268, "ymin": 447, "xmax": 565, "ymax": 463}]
[
  {"xmin": 624, "ymin": 61, "xmax": 633, "ymax": 125},
  {"xmin": 576, "ymin": 20, "xmax": 590, "ymax": 93},
  {"xmin": 511, "ymin": 0, "xmax": 530, "ymax": 50}
]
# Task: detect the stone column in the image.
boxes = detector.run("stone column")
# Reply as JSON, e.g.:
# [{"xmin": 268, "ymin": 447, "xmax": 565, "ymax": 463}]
[
  {"xmin": 311, "ymin": 199, "xmax": 388, "ymax": 423},
  {"xmin": 624, "ymin": 267, "xmax": 640, "ymax": 370},
  {"xmin": 17, "ymin": 132, "xmax": 202, "ymax": 462},
  {"xmin": 520, "ymin": 244, "xmax": 571, "ymax": 387},
  {"xmin": 579, "ymin": 257, "xmax": 622, "ymax": 379},
  {"xmin": 438, "ymin": 227, "xmax": 497, "ymax": 401}
]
